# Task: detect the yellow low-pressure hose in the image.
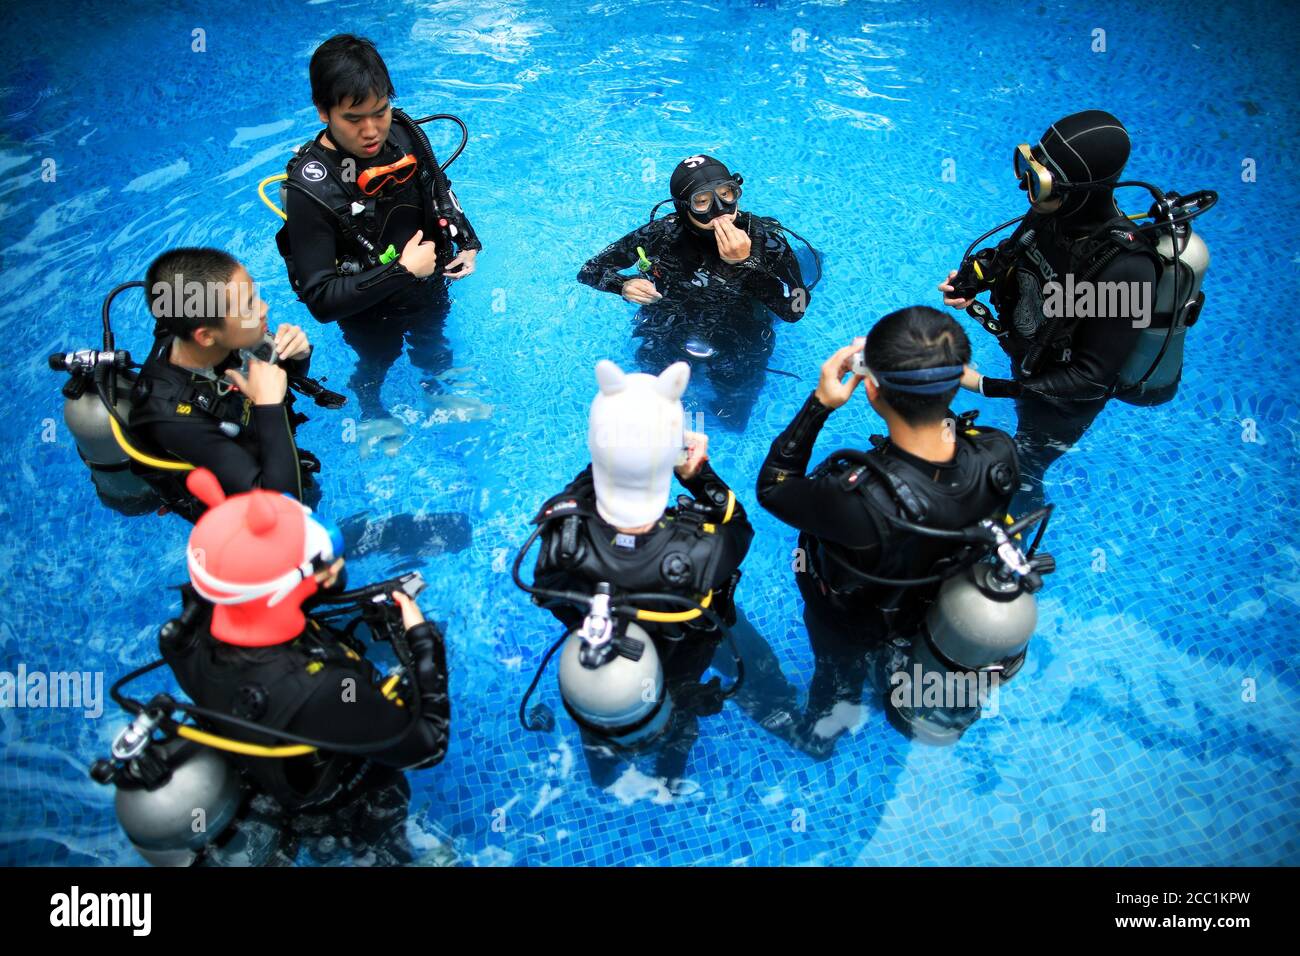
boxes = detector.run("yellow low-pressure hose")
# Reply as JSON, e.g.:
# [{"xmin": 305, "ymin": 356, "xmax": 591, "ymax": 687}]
[
  {"xmin": 109, "ymin": 416, "xmax": 193, "ymax": 472},
  {"xmin": 258, "ymin": 174, "xmax": 289, "ymax": 221},
  {"xmin": 636, "ymin": 589, "xmax": 714, "ymax": 624},
  {"xmin": 177, "ymin": 724, "xmax": 315, "ymax": 758}
]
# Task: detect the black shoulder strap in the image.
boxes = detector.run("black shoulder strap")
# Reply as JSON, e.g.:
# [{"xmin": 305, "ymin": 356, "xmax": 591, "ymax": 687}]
[
  {"xmin": 283, "ymin": 140, "xmax": 380, "ymax": 260},
  {"xmin": 532, "ymin": 481, "xmax": 598, "ymax": 526},
  {"xmin": 858, "ymin": 450, "xmax": 928, "ymax": 523}
]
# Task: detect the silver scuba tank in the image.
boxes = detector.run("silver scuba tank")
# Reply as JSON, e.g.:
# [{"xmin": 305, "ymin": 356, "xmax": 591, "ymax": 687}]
[
  {"xmin": 1116, "ymin": 226, "xmax": 1209, "ymax": 403},
  {"xmin": 557, "ymin": 601, "xmax": 673, "ymax": 748},
  {"xmin": 926, "ymin": 563, "xmax": 1039, "ymax": 672},
  {"xmin": 95, "ymin": 715, "xmax": 244, "ymax": 867},
  {"xmin": 116, "ymin": 744, "xmax": 242, "ymax": 867},
  {"xmin": 64, "ymin": 373, "xmax": 131, "ymax": 465},
  {"xmin": 62, "ymin": 372, "xmax": 155, "ymax": 503},
  {"xmin": 885, "ymin": 504, "xmax": 1055, "ymax": 746},
  {"xmin": 887, "ymin": 564, "xmax": 1038, "ymax": 746}
]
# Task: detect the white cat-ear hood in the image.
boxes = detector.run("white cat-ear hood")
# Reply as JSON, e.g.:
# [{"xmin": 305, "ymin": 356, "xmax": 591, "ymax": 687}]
[{"xmin": 588, "ymin": 360, "xmax": 691, "ymax": 528}]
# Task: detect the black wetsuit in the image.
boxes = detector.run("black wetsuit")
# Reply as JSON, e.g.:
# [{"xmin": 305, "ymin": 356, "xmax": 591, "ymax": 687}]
[
  {"xmin": 282, "ymin": 126, "xmax": 480, "ymax": 419},
  {"xmin": 532, "ymin": 462, "xmax": 753, "ymax": 785},
  {"xmin": 757, "ymin": 394, "xmax": 1017, "ymax": 752},
  {"xmin": 976, "ymin": 215, "xmax": 1159, "ymax": 516},
  {"xmin": 161, "ymin": 589, "xmax": 451, "ymax": 815},
  {"xmin": 578, "ymin": 213, "xmax": 810, "ymax": 431},
  {"xmin": 129, "ymin": 335, "xmax": 314, "ymax": 518}
]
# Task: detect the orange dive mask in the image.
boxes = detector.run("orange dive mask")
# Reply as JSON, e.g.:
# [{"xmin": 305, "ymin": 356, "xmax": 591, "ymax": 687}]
[{"xmin": 357, "ymin": 153, "xmax": 417, "ymax": 196}]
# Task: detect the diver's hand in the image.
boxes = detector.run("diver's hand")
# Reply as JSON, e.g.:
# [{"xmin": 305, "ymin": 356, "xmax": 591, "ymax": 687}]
[
  {"xmin": 621, "ymin": 278, "xmax": 662, "ymax": 304},
  {"xmin": 273, "ymin": 323, "xmax": 311, "ymax": 361},
  {"xmin": 313, "ymin": 558, "xmax": 345, "ymax": 588},
  {"xmin": 813, "ymin": 343, "xmax": 866, "ymax": 411},
  {"xmin": 939, "ymin": 270, "xmax": 977, "ymax": 310},
  {"xmin": 443, "ymin": 248, "xmax": 477, "ymax": 280},
  {"xmin": 960, "ymin": 364, "xmax": 983, "ymax": 393},
  {"xmin": 675, "ymin": 430, "xmax": 709, "ymax": 481},
  {"xmin": 392, "ymin": 590, "xmax": 427, "ymax": 629},
  {"xmin": 225, "ymin": 358, "xmax": 287, "ymax": 405},
  {"xmin": 399, "ymin": 229, "xmax": 439, "ymax": 279},
  {"xmin": 714, "ymin": 213, "xmax": 752, "ymax": 264}
]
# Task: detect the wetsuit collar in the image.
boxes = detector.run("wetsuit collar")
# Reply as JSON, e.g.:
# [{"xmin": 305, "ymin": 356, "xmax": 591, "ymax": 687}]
[{"xmin": 879, "ymin": 435, "xmax": 962, "ymax": 472}]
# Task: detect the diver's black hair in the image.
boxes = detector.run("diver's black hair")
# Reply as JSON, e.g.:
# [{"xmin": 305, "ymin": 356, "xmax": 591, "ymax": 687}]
[
  {"xmin": 310, "ymin": 34, "xmax": 395, "ymax": 112},
  {"xmin": 145, "ymin": 247, "xmax": 242, "ymax": 340},
  {"xmin": 865, "ymin": 305, "xmax": 971, "ymax": 426}
]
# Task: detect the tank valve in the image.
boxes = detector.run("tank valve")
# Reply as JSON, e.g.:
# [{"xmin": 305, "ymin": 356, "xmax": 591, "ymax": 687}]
[
  {"xmin": 578, "ymin": 584, "xmax": 615, "ymax": 668},
  {"xmin": 110, "ymin": 695, "xmax": 174, "ymax": 761}
]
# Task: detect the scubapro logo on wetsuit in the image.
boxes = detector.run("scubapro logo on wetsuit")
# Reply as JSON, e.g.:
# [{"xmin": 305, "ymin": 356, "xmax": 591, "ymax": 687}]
[{"xmin": 301, "ymin": 161, "xmax": 327, "ymax": 182}]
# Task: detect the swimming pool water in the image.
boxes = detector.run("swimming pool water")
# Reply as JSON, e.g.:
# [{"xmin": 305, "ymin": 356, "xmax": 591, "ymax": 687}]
[{"xmin": 1, "ymin": 0, "xmax": 1297, "ymax": 866}]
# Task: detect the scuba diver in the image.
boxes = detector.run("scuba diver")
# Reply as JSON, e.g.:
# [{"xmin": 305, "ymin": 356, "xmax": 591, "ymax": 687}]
[
  {"xmin": 513, "ymin": 360, "xmax": 754, "ymax": 791},
  {"xmin": 757, "ymin": 307, "xmax": 1054, "ymax": 750},
  {"xmin": 577, "ymin": 154, "xmax": 820, "ymax": 432},
  {"xmin": 91, "ymin": 468, "xmax": 451, "ymax": 866},
  {"xmin": 267, "ymin": 34, "xmax": 483, "ymax": 427},
  {"xmin": 50, "ymin": 250, "xmax": 344, "ymax": 523},
  {"xmin": 939, "ymin": 110, "xmax": 1216, "ymax": 515}
]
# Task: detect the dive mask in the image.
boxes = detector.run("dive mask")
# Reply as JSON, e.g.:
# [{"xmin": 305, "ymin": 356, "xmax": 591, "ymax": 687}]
[
  {"xmin": 358, "ymin": 152, "xmax": 417, "ymax": 196},
  {"xmin": 687, "ymin": 178, "xmax": 743, "ymax": 222},
  {"xmin": 1015, "ymin": 143, "xmax": 1116, "ymax": 211}
]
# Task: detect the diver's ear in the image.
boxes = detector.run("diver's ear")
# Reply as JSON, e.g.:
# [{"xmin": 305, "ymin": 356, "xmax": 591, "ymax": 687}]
[
  {"xmin": 655, "ymin": 361, "xmax": 691, "ymax": 400},
  {"xmin": 192, "ymin": 324, "xmax": 220, "ymax": 349},
  {"xmin": 863, "ymin": 373, "xmax": 879, "ymax": 401},
  {"xmin": 595, "ymin": 359, "xmax": 627, "ymax": 396},
  {"xmin": 317, "ymin": 105, "xmax": 330, "ymax": 126}
]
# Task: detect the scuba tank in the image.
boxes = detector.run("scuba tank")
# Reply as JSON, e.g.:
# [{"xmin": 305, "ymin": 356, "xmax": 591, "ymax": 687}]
[
  {"xmin": 884, "ymin": 512, "xmax": 1055, "ymax": 745},
  {"xmin": 49, "ymin": 348, "xmax": 159, "ymax": 514},
  {"xmin": 91, "ymin": 708, "xmax": 243, "ymax": 867},
  {"xmin": 1114, "ymin": 209, "xmax": 1210, "ymax": 405},
  {"xmin": 48, "ymin": 279, "xmax": 186, "ymax": 517},
  {"xmin": 554, "ymin": 584, "xmax": 674, "ymax": 748},
  {"xmin": 511, "ymin": 520, "xmax": 744, "ymax": 747}
]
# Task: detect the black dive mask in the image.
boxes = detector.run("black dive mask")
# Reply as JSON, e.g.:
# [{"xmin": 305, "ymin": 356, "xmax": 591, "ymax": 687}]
[{"xmin": 682, "ymin": 179, "xmax": 743, "ymax": 223}]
